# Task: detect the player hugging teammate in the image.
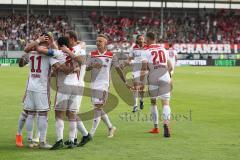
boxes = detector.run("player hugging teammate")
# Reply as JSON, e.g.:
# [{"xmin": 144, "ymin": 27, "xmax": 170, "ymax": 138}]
[{"xmin": 16, "ymin": 30, "xmax": 175, "ymax": 149}]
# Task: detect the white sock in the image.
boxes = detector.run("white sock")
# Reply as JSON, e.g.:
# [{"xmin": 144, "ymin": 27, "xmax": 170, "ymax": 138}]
[
  {"xmin": 133, "ymin": 91, "xmax": 138, "ymax": 106},
  {"xmin": 69, "ymin": 121, "xmax": 77, "ymax": 142},
  {"xmin": 34, "ymin": 113, "xmax": 40, "ymax": 139},
  {"xmin": 75, "ymin": 130, "xmax": 78, "ymax": 139},
  {"xmin": 37, "ymin": 116, "xmax": 48, "ymax": 143},
  {"xmin": 17, "ymin": 111, "xmax": 27, "ymax": 135},
  {"xmin": 90, "ymin": 108, "xmax": 102, "ymax": 136},
  {"xmin": 163, "ymin": 105, "xmax": 171, "ymax": 125},
  {"xmin": 56, "ymin": 119, "xmax": 64, "ymax": 141},
  {"xmin": 26, "ymin": 114, "xmax": 35, "ymax": 140},
  {"xmin": 77, "ymin": 120, "xmax": 88, "ymax": 137},
  {"xmin": 151, "ymin": 105, "xmax": 159, "ymax": 128},
  {"xmin": 101, "ymin": 110, "xmax": 113, "ymax": 129}
]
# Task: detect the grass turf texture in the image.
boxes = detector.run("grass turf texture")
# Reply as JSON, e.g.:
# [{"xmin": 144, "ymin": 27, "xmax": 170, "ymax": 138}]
[{"xmin": 0, "ymin": 66, "xmax": 239, "ymax": 160}]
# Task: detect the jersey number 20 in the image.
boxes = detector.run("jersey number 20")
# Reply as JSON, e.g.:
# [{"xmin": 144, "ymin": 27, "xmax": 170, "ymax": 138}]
[{"xmin": 151, "ymin": 50, "xmax": 166, "ymax": 65}]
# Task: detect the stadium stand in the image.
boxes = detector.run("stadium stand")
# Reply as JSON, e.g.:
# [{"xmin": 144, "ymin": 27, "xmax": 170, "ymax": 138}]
[
  {"xmin": 0, "ymin": 9, "xmax": 239, "ymax": 52},
  {"xmin": 90, "ymin": 9, "xmax": 240, "ymax": 44},
  {"xmin": 0, "ymin": 14, "xmax": 71, "ymax": 51}
]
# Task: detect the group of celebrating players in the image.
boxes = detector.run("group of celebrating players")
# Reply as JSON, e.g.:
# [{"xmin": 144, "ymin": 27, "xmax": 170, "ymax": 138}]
[{"xmin": 15, "ymin": 30, "xmax": 177, "ymax": 150}]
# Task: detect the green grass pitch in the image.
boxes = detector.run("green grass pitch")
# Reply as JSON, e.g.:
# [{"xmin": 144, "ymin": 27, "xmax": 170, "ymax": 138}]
[{"xmin": 0, "ymin": 66, "xmax": 239, "ymax": 160}]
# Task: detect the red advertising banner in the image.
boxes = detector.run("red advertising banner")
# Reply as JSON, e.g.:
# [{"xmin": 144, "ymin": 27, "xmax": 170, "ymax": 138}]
[
  {"xmin": 108, "ymin": 43, "xmax": 240, "ymax": 54},
  {"xmin": 165, "ymin": 44, "xmax": 240, "ymax": 54}
]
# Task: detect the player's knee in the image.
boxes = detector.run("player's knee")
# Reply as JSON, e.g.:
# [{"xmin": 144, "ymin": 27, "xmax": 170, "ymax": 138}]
[
  {"xmin": 151, "ymin": 99, "xmax": 157, "ymax": 105},
  {"xmin": 76, "ymin": 115, "xmax": 82, "ymax": 121},
  {"xmin": 55, "ymin": 110, "xmax": 64, "ymax": 120},
  {"xmin": 66, "ymin": 110, "xmax": 77, "ymax": 121},
  {"xmin": 161, "ymin": 99, "xmax": 170, "ymax": 106}
]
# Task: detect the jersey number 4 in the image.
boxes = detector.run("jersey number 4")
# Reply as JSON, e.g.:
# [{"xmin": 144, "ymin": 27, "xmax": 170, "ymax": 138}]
[
  {"xmin": 151, "ymin": 50, "xmax": 166, "ymax": 65},
  {"xmin": 30, "ymin": 56, "xmax": 42, "ymax": 73}
]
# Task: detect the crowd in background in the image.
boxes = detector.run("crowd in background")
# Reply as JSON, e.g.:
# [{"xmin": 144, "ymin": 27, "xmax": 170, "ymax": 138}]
[
  {"xmin": 1, "ymin": 9, "xmax": 240, "ymax": 51},
  {"xmin": 90, "ymin": 9, "xmax": 240, "ymax": 44},
  {"xmin": 0, "ymin": 14, "xmax": 71, "ymax": 51}
]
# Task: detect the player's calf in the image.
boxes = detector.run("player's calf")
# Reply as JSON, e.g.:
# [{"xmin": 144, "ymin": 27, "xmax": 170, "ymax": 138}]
[
  {"xmin": 26, "ymin": 111, "xmax": 36, "ymax": 144},
  {"xmin": 90, "ymin": 107, "xmax": 103, "ymax": 136},
  {"xmin": 37, "ymin": 111, "xmax": 51, "ymax": 148},
  {"xmin": 149, "ymin": 99, "xmax": 159, "ymax": 134},
  {"xmin": 50, "ymin": 111, "xmax": 65, "ymax": 150},
  {"xmin": 66, "ymin": 111, "xmax": 77, "ymax": 149},
  {"xmin": 16, "ymin": 110, "xmax": 28, "ymax": 147},
  {"xmin": 75, "ymin": 116, "xmax": 89, "ymax": 145},
  {"xmin": 162, "ymin": 104, "xmax": 171, "ymax": 138}
]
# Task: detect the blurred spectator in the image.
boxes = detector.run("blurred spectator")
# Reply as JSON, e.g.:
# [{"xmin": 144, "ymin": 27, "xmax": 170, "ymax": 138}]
[
  {"xmin": 90, "ymin": 9, "xmax": 240, "ymax": 44},
  {"xmin": 0, "ymin": 14, "xmax": 71, "ymax": 51}
]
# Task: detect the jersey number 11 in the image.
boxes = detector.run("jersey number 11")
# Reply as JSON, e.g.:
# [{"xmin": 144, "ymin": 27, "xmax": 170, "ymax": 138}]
[{"xmin": 30, "ymin": 55, "xmax": 42, "ymax": 73}]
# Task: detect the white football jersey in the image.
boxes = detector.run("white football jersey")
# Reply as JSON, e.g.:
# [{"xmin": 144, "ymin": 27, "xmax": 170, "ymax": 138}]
[
  {"xmin": 26, "ymin": 51, "xmax": 56, "ymax": 93},
  {"xmin": 129, "ymin": 44, "xmax": 147, "ymax": 74},
  {"xmin": 73, "ymin": 44, "xmax": 86, "ymax": 86},
  {"xmin": 143, "ymin": 44, "xmax": 171, "ymax": 83},
  {"xmin": 129, "ymin": 44, "xmax": 147, "ymax": 63},
  {"xmin": 52, "ymin": 45, "xmax": 84, "ymax": 87},
  {"xmin": 168, "ymin": 47, "xmax": 178, "ymax": 68},
  {"xmin": 87, "ymin": 50, "xmax": 119, "ymax": 90}
]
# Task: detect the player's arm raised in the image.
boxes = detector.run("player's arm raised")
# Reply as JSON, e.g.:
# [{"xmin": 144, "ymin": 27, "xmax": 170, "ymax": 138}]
[
  {"xmin": 49, "ymin": 36, "xmax": 58, "ymax": 50},
  {"xmin": 37, "ymin": 47, "xmax": 74, "ymax": 74},
  {"xmin": 35, "ymin": 46, "xmax": 55, "ymax": 56},
  {"xmin": 24, "ymin": 35, "xmax": 47, "ymax": 53}
]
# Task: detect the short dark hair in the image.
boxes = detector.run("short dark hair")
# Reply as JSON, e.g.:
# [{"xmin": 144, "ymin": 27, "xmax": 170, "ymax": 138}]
[
  {"xmin": 169, "ymin": 43, "xmax": 173, "ymax": 48},
  {"xmin": 66, "ymin": 30, "xmax": 78, "ymax": 41},
  {"xmin": 146, "ymin": 32, "xmax": 155, "ymax": 41},
  {"xmin": 57, "ymin": 37, "xmax": 69, "ymax": 48}
]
